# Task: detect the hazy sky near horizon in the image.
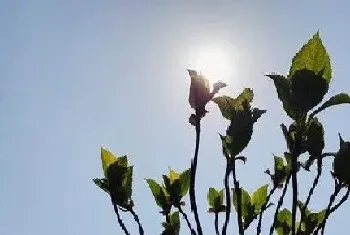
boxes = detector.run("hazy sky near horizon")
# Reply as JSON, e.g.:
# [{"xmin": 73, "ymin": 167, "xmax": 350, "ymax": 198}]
[{"xmin": 1, "ymin": 1, "xmax": 350, "ymax": 234}]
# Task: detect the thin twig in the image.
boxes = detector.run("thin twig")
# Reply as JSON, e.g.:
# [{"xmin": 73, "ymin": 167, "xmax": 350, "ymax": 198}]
[
  {"xmin": 129, "ymin": 208, "xmax": 144, "ymax": 235},
  {"xmin": 329, "ymin": 187, "xmax": 350, "ymax": 214},
  {"xmin": 215, "ymin": 212, "xmax": 220, "ymax": 235},
  {"xmin": 313, "ymin": 180, "xmax": 342, "ymax": 235},
  {"xmin": 112, "ymin": 201, "xmax": 131, "ymax": 235},
  {"xmin": 256, "ymin": 186, "xmax": 277, "ymax": 235},
  {"xmin": 298, "ymin": 158, "xmax": 322, "ymax": 234},
  {"xmin": 178, "ymin": 206, "xmax": 197, "ymax": 235},
  {"xmin": 222, "ymin": 157, "xmax": 232, "ymax": 235},
  {"xmin": 269, "ymin": 174, "xmax": 291, "ymax": 235},
  {"xmin": 189, "ymin": 116, "xmax": 203, "ymax": 235},
  {"xmin": 319, "ymin": 187, "xmax": 350, "ymax": 235}
]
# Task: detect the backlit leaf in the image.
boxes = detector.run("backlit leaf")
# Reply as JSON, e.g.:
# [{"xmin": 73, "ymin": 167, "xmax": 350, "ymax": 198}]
[{"xmin": 290, "ymin": 32, "xmax": 331, "ymax": 83}]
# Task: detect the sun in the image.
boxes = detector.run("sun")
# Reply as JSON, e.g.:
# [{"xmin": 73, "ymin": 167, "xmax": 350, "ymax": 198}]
[{"xmin": 191, "ymin": 46, "xmax": 234, "ymax": 85}]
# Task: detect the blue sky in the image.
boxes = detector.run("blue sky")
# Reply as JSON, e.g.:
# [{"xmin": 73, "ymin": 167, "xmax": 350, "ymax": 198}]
[{"xmin": 1, "ymin": 1, "xmax": 350, "ymax": 234}]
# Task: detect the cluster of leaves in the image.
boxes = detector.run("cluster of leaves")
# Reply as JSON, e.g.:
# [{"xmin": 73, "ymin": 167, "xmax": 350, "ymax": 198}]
[
  {"xmin": 146, "ymin": 169, "xmax": 190, "ymax": 234},
  {"xmin": 231, "ymin": 185, "xmax": 270, "ymax": 228},
  {"xmin": 92, "ymin": 31, "xmax": 350, "ymax": 235},
  {"xmin": 94, "ymin": 148, "xmax": 133, "ymax": 210}
]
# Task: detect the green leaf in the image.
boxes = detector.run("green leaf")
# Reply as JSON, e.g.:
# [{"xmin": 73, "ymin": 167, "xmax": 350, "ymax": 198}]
[
  {"xmin": 251, "ymin": 184, "xmax": 268, "ymax": 212},
  {"xmin": 273, "ymin": 155, "xmax": 289, "ymax": 187},
  {"xmin": 145, "ymin": 179, "xmax": 167, "ymax": 209},
  {"xmin": 213, "ymin": 95, "xmax": 236, "ymax": 120},
  {"xmin": 179, "ymin": 169, "xmax": 190, "ymax": 197},
  {"xmin": 274, "ymin": 156, "xmax": 285, "ymax": 172},
  {"xmin": 169, "ymin": 169, "xmax": 180, "ymax": 184},
  {"xmin": 213, "ymin": 88, "xmax": 254, "ymax": 120},
  {"xmin": 218, "ymin": 189, "xmax": 224, "ymax": 206},
  {"xmin": 93, "ymin": 178, "xmax": 110, "ymax": 194},
  {"xmin": 278, "ymin": 208, "xmax": 292, "ymax": 226},
  {"xmin": 233, "ymin": 188, "xmax": 251, "ymax": 218},
  {"xmin": 170, "ymin": 211, "xmax": 180, "ymax": 235},
  {"xmin": 291, "ymin": 69, "xmax": 329, "ymax": 112},
  {"xmin": 275, "ymin": 208, "xmax": 292, "ymax": 235},
  {"xmin": 117, "ymin": 156, "xmax": 128, "ymax": 167},
  {"xmin": 290, "ymin": 31, "xmax": 331, "ymax": 83},
  {"xmin": 101, "ymin": 147, "xmax": 117, "ymax": 177},
  {"xmin": 207, "ymin": 188, "xmax": 217, "ymax": 208},
  {"xmin": 311, "ymin": 93, "xmax": 350, "ymax": 117}
]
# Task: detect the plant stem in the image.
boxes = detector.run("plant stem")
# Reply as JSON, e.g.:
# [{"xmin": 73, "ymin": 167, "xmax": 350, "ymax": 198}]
[
  {"xmin": 291, "ymin": 121, "xmax": 304, "ymax": 235},
  {"xmin": 178, "ymin": 206, "xmax": 197, "ymax": 235},
  {"xmin": 256, "ymin": 186, "xmax": 277, "ymax": 235},
  {"xmin": 190, "ymin": 116, "xmax": 203, "ymax": 235},
  {"xmin": 222, "ymin": 157, "xmax": 232, "ymax": 235},
  {"xmin": 129, "ymin": 208, "xmax": 144, "ymax": 235},
  {"xmin": 319, "ymin": 187, "xmax": 350, "ymax": 235},
  {"xmin": 269, "ymin": 174, "xmax": 291, "ymax": 235},
  {"xmin": 215, "ymin": 213, "xmax": 220, "ymax": 235},
  {"xmin": 298, "ymin": 158, "xmax": 322, "ymax": 234},
  {"xmin": 291, "ymin": 165, "xmax": 298, "ymax": 235},
  {"xmin": 112, "ymin": 201, "xmax": 130, "ymax": 235},
  {"xmin": 313, "ymin": 181, "xmax": 342, "ymax": 235},
  {"xmin": 329, "ymin": 187, "xmax": 350, "ymax": 214},
  {"xmin": 232, "ymin": 164, "xmax": 244, "ymax": 235}
]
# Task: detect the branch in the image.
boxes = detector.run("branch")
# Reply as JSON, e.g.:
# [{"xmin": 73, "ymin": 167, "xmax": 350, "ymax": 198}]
[
  {"xmin": 189, "ymin": 116, "xmax": 203, "ymax": 235},
  {"xmin": 215, "ymin": 213, "xmax": 220, "ymax": 235},
  {"xmin": 329, "ymin": 187, "xmax": 350, "ymax": 214},
  {"xmin": 256, "ymin": 186, "xmax": 277, "ymax": 235},
  {"xmin": 298, "ymin": 158, "xmax": 322, "ymax": 234},
  {"xmin": 129, "ymin": 208, "xmax": 144, "ymax": 235},
  {"xmin": 222, "ymin": 157, "xmax": 232, "ymax": 235},
  {"xmin": 319, "ymin": 187, "xmax": 350, "ymax": 235},
  {"xmin": 313, "ymin": 180, "xmax": 342, "ymax": 235},
  {"xmin": 178, "ymin": 206, "xmax": 197, "ymax": 235},
  {"xmin": 111, "ymin": 200, "xmax": 131, "ymax": 235},
  {"xmin": 269, "ymin": 174, "xmax": 291, "ymax": 235}
]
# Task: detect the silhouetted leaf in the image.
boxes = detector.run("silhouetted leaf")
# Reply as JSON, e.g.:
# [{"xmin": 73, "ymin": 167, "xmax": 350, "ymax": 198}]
[
  {"xmin": 93, "ymin": 178, "xmax": 110, "ymax": 194},
  {"xmin": 311, "ymin": 93, "xmax": 350, "ymax": 117},
  {"xmin": 251, "ymin": 184, "xmax": 268, "ymax": 212},
  {"xmin": 333, "ymin": 135, "xmax": 350, "ymax": 184},
  {"xmin": 291, "ymin": 69, "xmax": 329, "ymax": 112},
  {"xmin": 306, "ymin": 117, "xmax": 324, "ymax": 158},
  {"xmin": 290, "ymin": 31, "xmax": 331, "ymax": 83},
  {"xmin": 188, "ymin": 69, "xmax": 211, "ymax": 117},
  {"xmin": 266, "ymin": 74, "xmax": 300, "ymax": 120},
  {"xmin": 125, "ymin": 166, "xmax": 133, "ymax": 200},
  {"xmin": 252, "ymin": 108, "xmax": 267, "ymax": 123},
  {"xmin": 107, "ymin": 163, "xmax": 130, "ymax": 208}
]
